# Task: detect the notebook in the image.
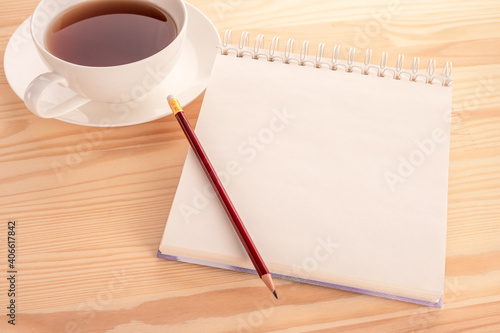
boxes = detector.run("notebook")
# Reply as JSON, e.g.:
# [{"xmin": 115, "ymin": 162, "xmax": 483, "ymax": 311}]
[{"xmin": 158, "ymin": 31, "xmax": 452, "ymax": 307}]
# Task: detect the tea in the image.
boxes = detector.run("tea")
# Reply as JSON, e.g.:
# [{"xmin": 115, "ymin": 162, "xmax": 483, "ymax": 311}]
[{"xmin": 46, "ymin": 0, "xmax": 177, "ymax": 67}]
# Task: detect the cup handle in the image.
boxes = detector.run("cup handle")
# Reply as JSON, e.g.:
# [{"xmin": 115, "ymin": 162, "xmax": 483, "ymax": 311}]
[{"xmin": 24, "ymin": 73, "xmax": 91, "ymax": 119}]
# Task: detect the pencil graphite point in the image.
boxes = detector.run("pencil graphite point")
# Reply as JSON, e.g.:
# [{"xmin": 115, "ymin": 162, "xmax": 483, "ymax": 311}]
[{"xmin": 261, "ymin": 273, "xmax": 276, "ymax": 297}]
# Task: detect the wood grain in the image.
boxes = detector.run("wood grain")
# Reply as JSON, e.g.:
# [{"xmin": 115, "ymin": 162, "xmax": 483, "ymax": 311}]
[{"xmin": 1, "ymin": 0, "xmax": 499, "ymax": 332}]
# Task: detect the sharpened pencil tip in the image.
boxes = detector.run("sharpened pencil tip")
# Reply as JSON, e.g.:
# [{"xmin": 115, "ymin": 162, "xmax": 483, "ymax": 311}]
[{"xmin": 273, "ymin": 290, "xmax": 278, "ymax": 299}]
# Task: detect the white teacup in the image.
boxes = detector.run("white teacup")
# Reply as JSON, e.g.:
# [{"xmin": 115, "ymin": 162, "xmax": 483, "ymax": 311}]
[{"xmin": 24, "ymin": 0, "xmax": 187, "ymax": 119}]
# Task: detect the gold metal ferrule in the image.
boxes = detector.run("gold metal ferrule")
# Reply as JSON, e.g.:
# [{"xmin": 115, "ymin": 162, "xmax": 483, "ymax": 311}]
[{"xmin": 168, "ymin": 98, "xmax": 183, "ymax": 115}]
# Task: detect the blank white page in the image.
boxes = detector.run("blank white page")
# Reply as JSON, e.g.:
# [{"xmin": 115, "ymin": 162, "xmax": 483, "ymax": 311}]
[{"xmin": 159, "ymin": 51, "xmax": 451, "ymax": 307}]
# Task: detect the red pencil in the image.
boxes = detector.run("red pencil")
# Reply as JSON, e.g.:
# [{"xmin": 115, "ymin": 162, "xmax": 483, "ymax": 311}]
[{"xmin": 167, "ymin": 95, "xmax": 277, "ymax": 299}]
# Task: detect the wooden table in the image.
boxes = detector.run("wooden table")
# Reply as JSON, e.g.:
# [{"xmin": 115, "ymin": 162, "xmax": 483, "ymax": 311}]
[{"xmin": 1, "ymin": 0, "xmax": 499, "ymax": 332}]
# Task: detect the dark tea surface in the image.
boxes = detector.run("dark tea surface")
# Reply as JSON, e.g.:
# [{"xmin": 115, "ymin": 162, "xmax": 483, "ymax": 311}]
[{"xmin": 46, "ymin": 0, "xmax": 177, "ymax": 67}]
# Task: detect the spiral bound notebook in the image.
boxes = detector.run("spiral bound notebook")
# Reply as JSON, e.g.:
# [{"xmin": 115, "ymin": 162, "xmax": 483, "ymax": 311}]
[{"xmin": 158, "ymin": 32, "xmax": 452, "ymax": 307}]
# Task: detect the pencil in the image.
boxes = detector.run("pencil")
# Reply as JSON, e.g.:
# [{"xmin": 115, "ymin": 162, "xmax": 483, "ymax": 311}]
[{"xmin": 167, "ymin": 95, "xmax": 277, "ymax": 299}]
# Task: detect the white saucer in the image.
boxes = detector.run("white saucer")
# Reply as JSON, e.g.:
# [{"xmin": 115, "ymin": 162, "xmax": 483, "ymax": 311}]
[{"xmin": 3, "ymin": 3, "xmax": 220, "ymax": 127}]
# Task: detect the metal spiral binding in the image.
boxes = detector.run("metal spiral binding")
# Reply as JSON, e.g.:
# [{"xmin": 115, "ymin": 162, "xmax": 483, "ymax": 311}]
[
  {"xmin": 348, "ymin": 48, "xmax": 363, "ymax": 73},
  {"xmin": 253, "ymin": 34, "xmax": 267, "ymax": 60},
  {"xmin": 331, "ymin": 45, "xmax": 342, "ymax": 70},
  {"xmin": 315, "ymin": 43, "xmax": 325, "ymax": 66},
  {"xmin": 363, "ymin": 49, "xmax": 373, "ymax": 75},
  {"xmin": 219, "ymin": 31, "xmax": 453, "ymax": 86},
  {"xmin": 218, "ymin": 30, "xmax": 235, "ymax": 55},
  {"xmin": 285, "ymin": 38, "xmax": 298, "ymax": 65},
  {"xmin": 269, "ymin": 36, "xmax": 282, "ymax": 62}
]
